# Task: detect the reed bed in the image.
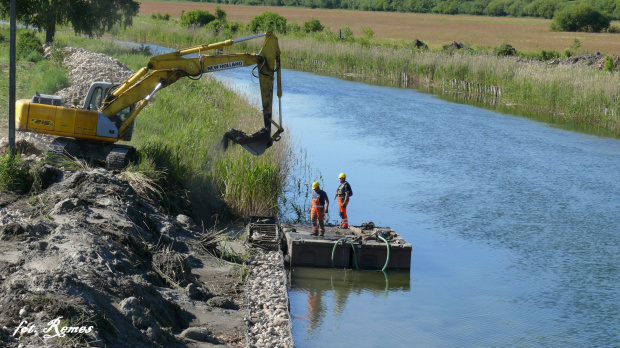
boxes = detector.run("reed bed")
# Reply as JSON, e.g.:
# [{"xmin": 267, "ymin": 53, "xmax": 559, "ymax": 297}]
[{"xmin": 281, "ymin": 37, "xmax": 620, "ymax": 135}]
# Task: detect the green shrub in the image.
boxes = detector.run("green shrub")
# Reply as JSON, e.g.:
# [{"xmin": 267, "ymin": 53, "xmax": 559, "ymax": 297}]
[
  {"xmin": 223, "ymin": 22, "xmax": 242, "ymax": 35},
  {"xmin": 0, "ymin": 31, "xmax": 5, "ymax": 42},
  {"xmin": 539, "ymin": 49, "xmax": 560, "ymax": 61},
  {"xmin": 206, "ymin": 19, "xmax": 224, "ymax": 35},
  {"xmin": 551, "ymin": 4, "xmax": 610, "ymax": 33},
  {"xmin": 17, "ymin": 31, "xmax": 44, "ymax": 62},
  {"xmin": 287, "ymin": 21, "xmax": 302, "ymax": 34},
  {"xmin": 50, "ymin": 40, "xmax": 68, "ymax": 66},
  {"xmin": 180, "ymin": 9, "xmax": 216, "ymax": 28},
  {"xmin": 151, "ymin": 13, "xmax": 171, "ymax": 21},
  {"xmin": 303, "ymin": 18, "xmax": 324, "ymax": 33},
  {"xmin": 604, "ymin": 56, "xmax": 617, "ymax": 72},
  {"xmin": 607, "ymin": 25, "xmax": 620, "ymax": 33},
  {"xmin": 341, "ymin": 26, "xmax": 355, "ymax": 42},
  {"xmin": 362, "ymin": 27, "xmax": 374, "ymax": 39},
  {"xmin": 248, "ymin": 12, "xmax": 287, "ymax": 34},
  {"xmin": 0, "ymin": 153, "xmax": 30, "ymax": 193},
  {"xmin": 494, "ymin": 42, "xmax": 517, "ymax": 56}
]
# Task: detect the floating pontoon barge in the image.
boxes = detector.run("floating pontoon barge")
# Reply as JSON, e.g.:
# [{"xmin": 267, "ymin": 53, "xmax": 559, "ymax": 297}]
[{"xmin": 281, "ymin": 224, "xmax": 412, "ymax": 270}]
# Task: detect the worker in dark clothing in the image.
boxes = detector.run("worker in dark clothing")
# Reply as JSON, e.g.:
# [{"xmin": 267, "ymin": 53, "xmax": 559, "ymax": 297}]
[
  {"xmin": 310, "ymin": 181, "xmax": 329, "ymax": 237},
  {"xmin": 335, "ymin": 173, "xmax": 352, "ymax": 228}
]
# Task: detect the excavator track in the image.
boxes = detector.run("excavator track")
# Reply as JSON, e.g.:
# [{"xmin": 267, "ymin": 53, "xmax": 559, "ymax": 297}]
[
  {"xmin": 47, "ymin": 137, "xmax": 134, "ymax": 170},
  {"xmin": 47, "ymin": 137, "xmax": 82, "ymax": 161},
  {"xmin": 105, "ymin": 146, "xmax": 134, "ymax": 171}
]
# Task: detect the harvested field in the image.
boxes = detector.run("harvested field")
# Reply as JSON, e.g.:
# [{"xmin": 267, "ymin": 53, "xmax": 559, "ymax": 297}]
[{"xmin": 138, "ymin": 1, "xmax": 620, "ymax": 54}]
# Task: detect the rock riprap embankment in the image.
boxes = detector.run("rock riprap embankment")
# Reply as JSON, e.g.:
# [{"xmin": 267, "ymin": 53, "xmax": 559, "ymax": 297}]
[{"xmin": 246, "ymin": 250, "xmax": 294, "ymax": 348}]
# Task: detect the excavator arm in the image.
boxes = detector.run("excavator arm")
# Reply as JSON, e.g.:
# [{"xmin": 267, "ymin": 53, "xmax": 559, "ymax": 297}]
[{"xmin": 101, "ymin": 32, "xmax": 283, "ymax": 155}]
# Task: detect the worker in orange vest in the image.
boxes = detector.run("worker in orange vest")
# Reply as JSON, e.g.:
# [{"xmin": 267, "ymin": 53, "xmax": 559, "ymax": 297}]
[
  {"xmin": 310, "ymin": 181, "xmax": 329, "ymax": 237},
  {"xmin": 335, "ymin": 173, "xmax": 352, "ymax": 228}
]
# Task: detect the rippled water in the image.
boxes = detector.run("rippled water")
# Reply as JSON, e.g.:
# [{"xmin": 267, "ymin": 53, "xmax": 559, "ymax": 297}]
[{"xmin": 216, "ymin": 67, "xmax": 620, "ymax": 347}]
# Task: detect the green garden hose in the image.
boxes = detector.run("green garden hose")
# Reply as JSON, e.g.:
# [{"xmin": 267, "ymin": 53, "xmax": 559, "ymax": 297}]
[
  {"xmin": 331, "ymin": 238, "xmax": 359, "ymax": 270},
  {"xmin": 376, "ymin": 234, "xmax": 391, "ymax": 272},
  {"xmin": 331, "ymin": 236, "xmax": 391, "ymax": 271}
]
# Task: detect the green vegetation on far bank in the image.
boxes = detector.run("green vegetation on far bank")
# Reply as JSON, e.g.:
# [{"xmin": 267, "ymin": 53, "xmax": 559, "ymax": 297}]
[{"xmin": 141, "ymin": 0, "xmax": 620, "ymax": 23}]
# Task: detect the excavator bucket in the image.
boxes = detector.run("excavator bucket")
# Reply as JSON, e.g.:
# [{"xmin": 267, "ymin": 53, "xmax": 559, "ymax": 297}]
[{"xmin": 220, "ymin": 128, "xmax": 272, "ymax": 156}]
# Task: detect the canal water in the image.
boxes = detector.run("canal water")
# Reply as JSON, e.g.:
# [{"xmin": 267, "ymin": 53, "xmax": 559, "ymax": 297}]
[{"xmin": 215, "ymin": 67, "xmax": 620, "ymax": 347}]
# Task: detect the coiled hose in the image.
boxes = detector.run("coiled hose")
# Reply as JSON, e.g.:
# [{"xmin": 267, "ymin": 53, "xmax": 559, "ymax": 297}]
[{"xmin": 331, "ymin": 236, "xmax": 391, "ymax": 271}]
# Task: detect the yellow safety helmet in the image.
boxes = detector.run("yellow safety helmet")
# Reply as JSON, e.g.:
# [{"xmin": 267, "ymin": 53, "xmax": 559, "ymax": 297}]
[
  {"xmin": 338, "ymin": 173, "xmax": 346, "ymax": 179},
  {"xmin": 312, "ymin": 181, "xmax": 320, "ymax": 189}
]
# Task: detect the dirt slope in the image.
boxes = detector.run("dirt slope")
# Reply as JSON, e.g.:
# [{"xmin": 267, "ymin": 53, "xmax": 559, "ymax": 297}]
[
  {"xmin": 0, "ymin": 166, "xmax": 248, "ymax": 347},
  {"xmin": 0, "ymin": 48, "xmax": 249, "ymax": 347}
]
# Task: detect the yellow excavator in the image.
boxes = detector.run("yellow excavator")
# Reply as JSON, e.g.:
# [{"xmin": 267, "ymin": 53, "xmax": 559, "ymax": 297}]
[{"xmin": 14, "ymin": 32, "xmax": 284, "ymax": 170}]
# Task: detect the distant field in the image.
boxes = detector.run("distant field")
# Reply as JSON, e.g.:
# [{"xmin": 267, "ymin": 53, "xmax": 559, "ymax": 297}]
[{"xmin": 138, "ymin": 1, "xmax": 620, "ymax": 54}]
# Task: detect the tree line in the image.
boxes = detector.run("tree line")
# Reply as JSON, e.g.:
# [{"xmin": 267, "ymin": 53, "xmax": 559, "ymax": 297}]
[{"xmin": 187, "ymin": 0, "xmax": 620, "ymax": 21}]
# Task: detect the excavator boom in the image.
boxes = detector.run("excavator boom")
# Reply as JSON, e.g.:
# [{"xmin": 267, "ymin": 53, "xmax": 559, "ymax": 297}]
[{"xmin": 101, "ymin": 32, "xmax": 283, "ymax": 155}]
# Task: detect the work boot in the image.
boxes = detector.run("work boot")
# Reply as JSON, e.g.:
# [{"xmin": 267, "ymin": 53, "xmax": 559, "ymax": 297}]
[{"xmin": 312, "ymin": 230, "xmax": 318, "ymax": 236}]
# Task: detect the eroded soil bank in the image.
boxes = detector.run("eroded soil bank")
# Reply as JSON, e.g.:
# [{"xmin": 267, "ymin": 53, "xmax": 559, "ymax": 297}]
[{"xmin": 0, "ymin": 165, "xmax": 248, "ymax": 347}]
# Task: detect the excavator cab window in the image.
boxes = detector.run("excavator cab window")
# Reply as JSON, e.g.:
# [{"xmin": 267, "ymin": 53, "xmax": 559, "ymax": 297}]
[
  {"xmin": 117, "ymin": 105, "xmax": 135, "ymax": 140},
  {"xmin": 88, "ymin": 87, "xmax": 104, "ymax": 111}
]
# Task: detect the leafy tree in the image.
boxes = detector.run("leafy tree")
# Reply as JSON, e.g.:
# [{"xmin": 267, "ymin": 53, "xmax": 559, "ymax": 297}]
[
  {"xmin": 484, "ymin": 0, "xmax": 508, "ymax": 16},
  {"xmin": 464, "ymin": 0, "xmax": 491, "ymax": 15},
  {"xmin": 303, "ymin": 18, "xmax": 324, "ymax": 33},
  {"xmin": 180, "ymin": 9, "xmax": 216, "ymax": 27},
  {"xmin": 523, "ymin": 0, "xmax": 559, "ymax": 19},
  {"xmin": 506, "ymin": 0, "xmax": 525, "ymax": 16},
  {"xmin": 433, "ymin": 0, "xmax": 460, "ymax": 14},
  {"xmin": 248, "ymin": 12, "xmax": 287, "ymax": 34},
  {"xmin": 0, "ymin": 0, "xmax": 139, "ymax": 44},
  {"xmin": 551, "ymin": 4, "xmax": 610, "ymax": 32}
]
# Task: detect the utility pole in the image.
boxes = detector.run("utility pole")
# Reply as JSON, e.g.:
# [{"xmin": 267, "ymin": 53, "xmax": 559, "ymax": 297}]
[{"xmin": 8, "ymin": 0, "xmax": 16, "ymax": 157}]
